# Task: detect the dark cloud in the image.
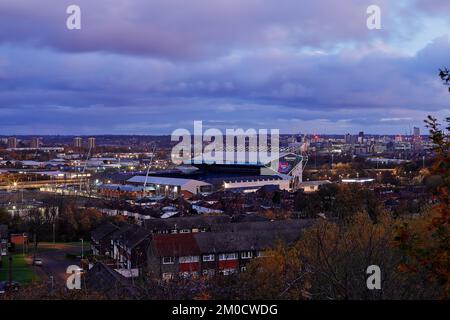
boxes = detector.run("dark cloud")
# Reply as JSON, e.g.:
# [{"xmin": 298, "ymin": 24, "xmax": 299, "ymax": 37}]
[
  {"xmin": 0, "ymin": 0, "xmax": 448, "ymax": 134},
  {"xmin": 0, "ymin": 0, "xmax": 406, "ymax": 59}
]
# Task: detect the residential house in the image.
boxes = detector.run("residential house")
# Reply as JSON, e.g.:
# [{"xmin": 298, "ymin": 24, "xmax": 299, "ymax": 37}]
[
  {"xmin": 143, "ymin": 215, "xmax": 231, "ymax": 234},
  {"xmin": 147, "ymin": 223, "xmax": 308, "ymax": 280},
  {"xmin": 115, "ymin": 227, "xmax": 152, "ymax": 270},
  {"xmin": 0, "ymin": 224, "xmax": 8, "ymax": 257},
  {"xmin": 90, "ymin": 222, "xmax": 119, "ymax": 256},
  {"xmin": 85, "ymin": 262, "xmax": 141, "ymax": 299}
]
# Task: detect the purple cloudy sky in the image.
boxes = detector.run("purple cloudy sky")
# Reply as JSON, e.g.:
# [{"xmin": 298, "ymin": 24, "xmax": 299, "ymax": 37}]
[{"xmin": 0, "ymin": 0, "xmax": 449, "ymax": 134}]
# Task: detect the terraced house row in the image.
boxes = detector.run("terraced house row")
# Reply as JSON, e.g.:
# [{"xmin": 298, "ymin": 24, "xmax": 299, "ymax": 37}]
[{"xmin": 90, "ymin": 216, "xmax": 313, "ymax": 279}]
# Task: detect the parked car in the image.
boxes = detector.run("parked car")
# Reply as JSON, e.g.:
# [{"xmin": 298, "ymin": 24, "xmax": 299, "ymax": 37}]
[
  {"xmin": 32, "ymin": 258, "xmax": 43, "ymax": 266},
  {"xmin": 0, "ymin": 281, "xmax": 21, "ymax": 294}
]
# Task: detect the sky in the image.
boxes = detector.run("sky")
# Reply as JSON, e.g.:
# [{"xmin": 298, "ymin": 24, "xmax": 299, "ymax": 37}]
[{"xmin": 0, "ymin": 0, "xmax": 449, "ymax": 135}]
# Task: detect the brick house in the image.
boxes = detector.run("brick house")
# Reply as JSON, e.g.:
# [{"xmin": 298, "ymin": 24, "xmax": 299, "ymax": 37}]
[
  {"xmin": 91, "ymin": 218, "xmax": 314, "ymax": 279},
  {"xmin": 146, "ymin": 225, "xmax": 306, "ymax": 280},
  {"xmin": 147, "ymin": 233, "xmax": 201, "ymax": 280}
]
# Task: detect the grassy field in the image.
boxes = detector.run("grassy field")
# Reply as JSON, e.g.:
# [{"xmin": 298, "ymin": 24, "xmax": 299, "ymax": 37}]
[
  {"xmin": 14, "ymin": 241, "xmax": 90, "ymax": 254},
  {"xmin": 0, "ymin": 241, "xmax": 87, "ymax": 285},
  {"xmin": 0, "ymin": 253, "xmax": 39, "ymax": 284}
]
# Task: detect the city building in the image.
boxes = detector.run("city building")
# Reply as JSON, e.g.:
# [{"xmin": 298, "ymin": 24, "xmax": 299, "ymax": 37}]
[
  {"xmin": 345, "ymin": 133, "xmax": 352, "ymax": 144},
  {"xmin": 358, "ymin": 131, "xmax": 364, "ymax": 144},
  {"xmin": 74, "ymin": 137, "xmax": 82, "ymax": 148},
  {"xmin": 30, "ymin": 137, "xmax": 41, "ymax": 148},
  {"xmin": 98, "ymin": 184, "xmax": 156, "ymax": 199},
  {"xmin": 88, "ymin": 137, "xmax": 96, "ymax": 149},
  {"xmin": 297, "ymin": 180, "xmax": 331, "ymax": 193},
  {"xmin": 9, "ymin": 233, "xmax": 28, "ymax": 246},
  {"xmin": 7, "ymin": 137, "xmax": 17, "ymax": 149}
]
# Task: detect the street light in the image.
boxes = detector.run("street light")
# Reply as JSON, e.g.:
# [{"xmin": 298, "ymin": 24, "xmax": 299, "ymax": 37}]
[
  {"xmin": 49, "ymin": 275, "xmax": 54, "ymax": 292},
  {"xmin": 80, "ymin": 238, "xmax": 84, "ymax": 260}
]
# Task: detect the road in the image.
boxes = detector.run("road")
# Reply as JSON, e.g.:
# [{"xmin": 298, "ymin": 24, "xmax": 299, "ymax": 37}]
[{"xmin": 28, "ymin": 243, "xmax": 84, "ymax": 287}]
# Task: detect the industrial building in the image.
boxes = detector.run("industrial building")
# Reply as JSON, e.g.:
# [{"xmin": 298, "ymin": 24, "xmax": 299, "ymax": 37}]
[{"xmin": 127, "ymin": 176, "xmax": 213, "ymax": 198}]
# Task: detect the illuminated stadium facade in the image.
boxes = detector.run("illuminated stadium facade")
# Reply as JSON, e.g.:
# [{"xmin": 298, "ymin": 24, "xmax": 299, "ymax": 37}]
[{"xmin": 127, "ymin": 152, "xmax": 305, "ymax": 197}]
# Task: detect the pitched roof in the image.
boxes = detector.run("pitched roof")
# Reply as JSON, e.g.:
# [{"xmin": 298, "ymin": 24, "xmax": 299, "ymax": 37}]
[
  {"xmin": 152, "ymin": 233, "xmax": 200, "ymax": 257},
  {"xmin": 116, "ymin": 224, "xmax": 142, "ymax": 241},
  {"xmin": 211, "ymin": 219, "xmax": 314, "ymax": 233},
  {"xmin": 123, "ymin": 227, "xmax": 152, "ymax": 249},
  {"xmin": 109, "ymin": 224, "xmax": 137, "ymax": 241},
  {"xmin": 232, "ymin": 214, "xmax": 270, "ymax": 223},
  {"xmin": 144, "ymin": 215, "xmax": 231, "ymax": 231},
  {"xmin": 90, "ymin": 222, "xmax": 119, "ymax": 242},
  {"xmin": 194, "ymin": 228, "xmax": 301, "ymax": 253},
  {"xmin": 85, "ymin": 262, "xmax": 140, "ymax": 299},
  {"xmin": 149, "ymin": 219, "xmax": 312, "ymax": 257}
]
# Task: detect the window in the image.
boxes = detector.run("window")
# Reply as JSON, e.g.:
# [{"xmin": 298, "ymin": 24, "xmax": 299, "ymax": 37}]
[
  {"xmin": 219, "ymin": 268, "xmax": 237, "ymax": 275},
  {"xmin": 202, "ymin": 269, "xmax": 215, "ymax": 276},
  {"xmin": 256, "ymin": 251, "xmax": 268, "ymax": 257},
  {"xmin": 162, "ymin": 257, "xmax": 175, "ymax": 264},
  {"xmin": 202, "ymin": 254, "xmax": 215, "ymax": 262},
  {"xmin": 162, "ymin": 272, "xmax": 173, "ymax": 280},
  {"xmin": 241, "ymin": 251, "xmax": 253, "ymax": 259},
  {"xmin": 179, "ymin": 256, "xmax": 199, "ymax": 263},
  {"xmin": 218, "ymin": 253, "xmax": 237, "ymax": 261},
  {"xmin": 179, "ymin": 271, "xmax": 198, "ymax": 278}
]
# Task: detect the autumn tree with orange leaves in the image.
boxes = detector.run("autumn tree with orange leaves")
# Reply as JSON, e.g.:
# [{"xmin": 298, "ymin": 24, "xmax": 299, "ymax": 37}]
[
  {"xmin": 395, "ymin": 116, "xmax": 449, "ymax": 297},
  {"xmin": 395, "ymin": 70, "xmax": 449, "ymax": 298}
]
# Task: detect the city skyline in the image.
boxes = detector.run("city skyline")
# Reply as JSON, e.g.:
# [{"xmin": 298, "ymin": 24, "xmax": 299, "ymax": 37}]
[{"xmin": 0, "ymin": 0, "xmax": 449, "ymax": 135}]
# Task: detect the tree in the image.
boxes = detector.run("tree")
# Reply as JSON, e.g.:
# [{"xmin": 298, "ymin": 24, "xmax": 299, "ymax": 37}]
[
  {"xmin": 395, "ymin": 69, "xmax": 449, "ymax": 298},
  {"xmin": 236, "ymin": 213, "xmax": 442, "ymax": 300},
  {"xmin": 439, "ymin": 68, "xmax": 450, "ymax": 92},
  {"xmin": 0, "ymin": 208, "xmax": 10, "ymax": 225},
  {"xmin": 272, "ymin": 191, "xmax": 281, "ymax": 204},
  {"xmin": 396, "ymin": 116, "xmax": 449, "ymax": 298}
]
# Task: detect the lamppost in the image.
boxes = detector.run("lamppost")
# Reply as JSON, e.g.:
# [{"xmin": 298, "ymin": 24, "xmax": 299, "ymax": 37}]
[
  {"xmin": 49, "ymin": 275, "xmax": 54, "ymax": 293},
  {"xmin": 80, "ymin": 238, "xmax": 84, "ymax": 260}
]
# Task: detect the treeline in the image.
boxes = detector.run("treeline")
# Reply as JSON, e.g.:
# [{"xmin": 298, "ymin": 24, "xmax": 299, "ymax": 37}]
[{"xmin": 0, "ymin": 199, "xmax": 125, "ymax": 243}]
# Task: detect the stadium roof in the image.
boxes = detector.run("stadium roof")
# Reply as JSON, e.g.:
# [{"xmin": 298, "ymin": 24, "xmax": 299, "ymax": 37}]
[{"xmin": 127, "ymin": 176, "xmax": 211, "ymax": 187}]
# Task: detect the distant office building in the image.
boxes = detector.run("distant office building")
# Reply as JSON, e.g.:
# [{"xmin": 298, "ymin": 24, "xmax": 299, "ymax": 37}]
[
  {"xmin": 88, "ymin": 137, "xmax": 96, "ymax": 149},
  {"xmin": 7, "ymin": 137, "xmax": 17, "ymax": 148},
  {"xmin": 358, "ymin": 131, "xmax": 364, "ymax": 144},
  {"xmin": 31, "ymin": 137, "xmax": 41, "ymax": 149},
  {"xmin": 345, "ymin": 133, "xmax": 352, "ymax": 144},
  {"xmin": 413, "ymin": 127, "xmax": 420, "ymax": 137},
  {"xmin": 74, "ymin": 137, "xmax": 82, "ymax": 148}
]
